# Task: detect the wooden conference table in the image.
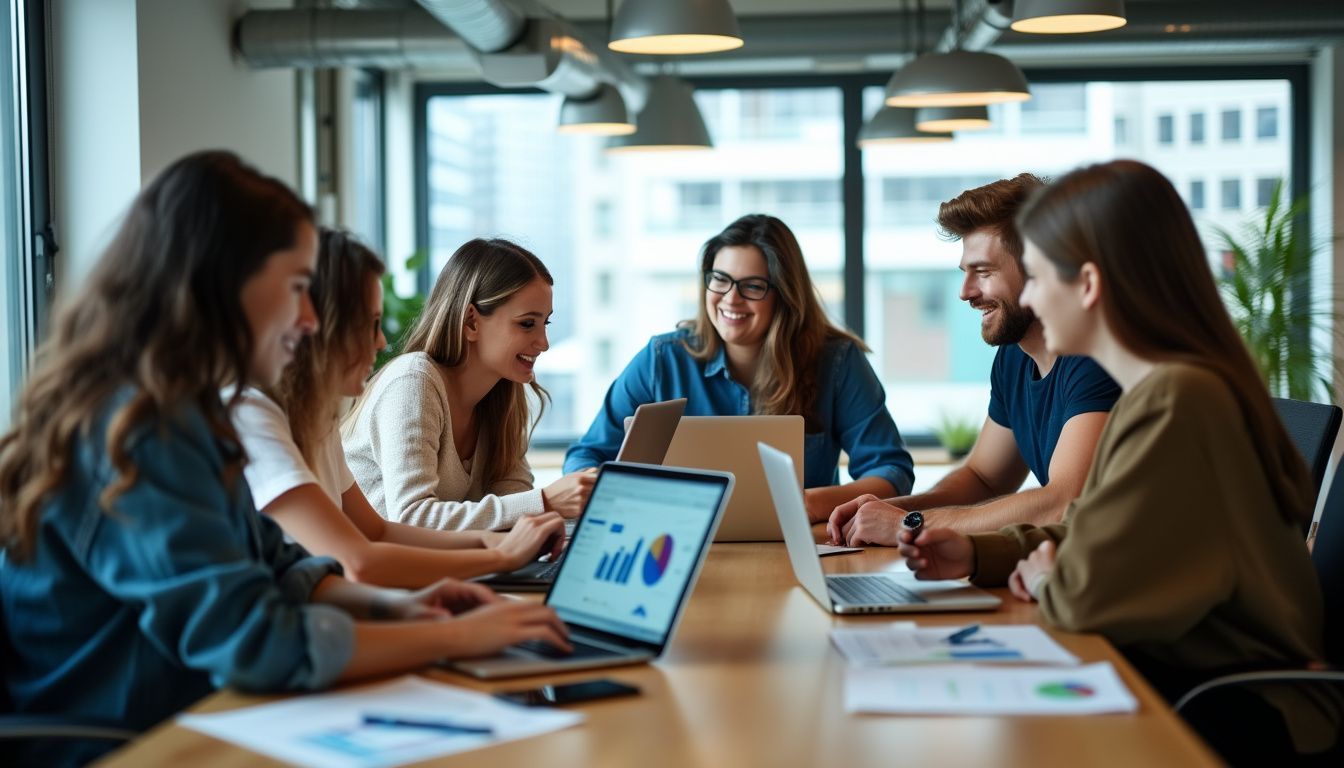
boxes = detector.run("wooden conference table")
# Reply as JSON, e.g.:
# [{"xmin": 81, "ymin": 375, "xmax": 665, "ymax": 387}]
[{"xmin": 100, "ymin": 538, "xmax": 1219, "ymax": 768}]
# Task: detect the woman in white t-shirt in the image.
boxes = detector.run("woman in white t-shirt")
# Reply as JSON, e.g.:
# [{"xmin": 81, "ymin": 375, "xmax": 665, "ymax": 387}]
[
  {"xmin": 342, "ymin": 238, "xmax": 594, "ymax": 531},
  {"xmin": 232, "ymin": 229, "xmax": 566, "ymax": 588}
]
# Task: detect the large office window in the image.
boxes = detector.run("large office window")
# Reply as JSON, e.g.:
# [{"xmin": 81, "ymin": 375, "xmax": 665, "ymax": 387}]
[
  {"xmin": 419, "ymin": 76, "xmax": 1297, "ymax": 443},
  {"xmin": 422, "ymin": 87, "xmax": 843, "ymax": 442}
]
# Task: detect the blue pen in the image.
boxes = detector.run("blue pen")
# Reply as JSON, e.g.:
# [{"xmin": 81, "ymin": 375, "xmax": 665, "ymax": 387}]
[
  {"xmin": 944, "ymin": 623, "xmax": 982, "ymax": 645},
  {"xmin": 362, "ymin": 714, "xmax": 495, "ymax": 736}
]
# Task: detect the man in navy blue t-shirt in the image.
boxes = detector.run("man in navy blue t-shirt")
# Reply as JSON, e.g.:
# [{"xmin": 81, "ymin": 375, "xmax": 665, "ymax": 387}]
[{"xmin": 828, "ymin": 174, "xmax": 1120, "ymax": 546}]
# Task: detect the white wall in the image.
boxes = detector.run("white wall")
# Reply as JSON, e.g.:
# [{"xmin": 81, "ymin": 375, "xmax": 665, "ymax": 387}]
[
  {"xmin": 50, "ymin": 0, "xmax": 299, "ymax": 291},
  {"xmin": 50, "ymin": 0, "xmax": 142, "ymax": 289}
]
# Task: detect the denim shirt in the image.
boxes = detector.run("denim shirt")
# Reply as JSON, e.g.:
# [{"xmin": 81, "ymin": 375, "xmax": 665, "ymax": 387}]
[
  {"xmin": 0, "ymin": 391, "xmax": 353, "ymax": 762},
  {"xmin": 564, "ymin": 329, "xmax": 914, "ymax": 493}
]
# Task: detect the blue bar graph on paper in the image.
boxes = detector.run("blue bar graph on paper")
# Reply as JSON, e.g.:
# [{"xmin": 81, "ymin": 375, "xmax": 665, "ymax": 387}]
[{"xmin": 594, "ymin": 553, "xmax": 610, "ymax": 580}]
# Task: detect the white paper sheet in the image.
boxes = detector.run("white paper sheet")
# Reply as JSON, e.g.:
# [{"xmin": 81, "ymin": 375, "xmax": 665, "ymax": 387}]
[
  {"xmin": 815, "ymin": 544, "xmax": 863, "ymax": 556},
  {"xmin": 179, "ymin": 676, "xmax": 583, "ymax": 768},
  {"xmin": 845, "ymin": 662, "xmax": 1138, "ymax": 715},
  {"xmin": 830, "ymin": 624, "xmax": 1080, "ymax": 666}
]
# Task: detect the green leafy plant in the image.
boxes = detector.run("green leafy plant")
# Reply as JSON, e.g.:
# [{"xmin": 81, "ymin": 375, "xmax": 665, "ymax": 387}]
[
  {"xmin": 377, "ymin": 251, "xmax": 428, "ymax": 370},
  {"xmin": 1214, "ymin": 181, "xmax": 1338, "ymax": 401},
  {"xmin": 933, "ymin": 411, "xmax": 979, "ymax": 459}
]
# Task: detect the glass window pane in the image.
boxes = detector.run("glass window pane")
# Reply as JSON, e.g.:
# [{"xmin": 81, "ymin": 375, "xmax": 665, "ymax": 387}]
[
  {"xmin": 2, "ymin": 4, "xmax": 24, "ymax": 429},
  {"xmin": 1256, "ymin": 177, "xmax": 1278, "ymax": 208},
  {"xmin": 1221, "ymin": 109, "xmax": 1241, "ymax": 141},
  {"xmin": 862, "ymin": 79, "xmax": 1292, "ymax": 434},
  {"xmin": 424, "ymin": 87, "xmax": 843, "ymax": 444},
  {"xmin": 1257, "ymin": 106, "xmax": 1279, "ymax": 139}
]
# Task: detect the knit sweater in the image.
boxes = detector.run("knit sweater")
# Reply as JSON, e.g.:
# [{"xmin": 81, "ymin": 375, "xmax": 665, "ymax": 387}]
[
  {"xmin": 342, "ymin": 352, "xmax": 545, "ymax": 531},
  {"xmin": 969, "ymin": 362, "xmax": 1338, "ymax": 752}
]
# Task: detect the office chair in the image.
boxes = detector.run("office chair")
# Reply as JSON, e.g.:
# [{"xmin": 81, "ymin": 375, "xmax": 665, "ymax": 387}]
[
  {"xmin": 1273, "ymin": 397, "xmax": 1342, "ymax": 500},
  {"xmin": 1174, "ymin": 456, "xmax": 1344, "ymax": 759}
]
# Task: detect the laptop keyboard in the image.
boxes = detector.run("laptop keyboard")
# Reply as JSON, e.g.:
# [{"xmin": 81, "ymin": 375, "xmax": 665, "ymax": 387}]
[
  {"xmin": 514, "ymin": 638, "xmax": 620, "ymax": 660},
  {"xmin": 828, "ymin": 575, "xmax": 926, "ymax": 605}
]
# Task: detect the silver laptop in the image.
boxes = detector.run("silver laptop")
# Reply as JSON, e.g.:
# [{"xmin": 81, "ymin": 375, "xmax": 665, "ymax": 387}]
[
  {"xmin": 452, "ymin": 462, "xmax": 733, "ymax": 678},
  {"xmin": 758, "ymin": 442, "xmax": 1001, "ymax": 615},
  {"xmin": 663, "ymin": 415, "xmax": 803, "ymax": 542}
]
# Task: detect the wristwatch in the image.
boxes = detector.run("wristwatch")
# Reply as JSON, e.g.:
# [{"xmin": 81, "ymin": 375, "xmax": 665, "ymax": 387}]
[{"xmin": 901, "ymin": 510, "xmax": 924, "ymax": 532}]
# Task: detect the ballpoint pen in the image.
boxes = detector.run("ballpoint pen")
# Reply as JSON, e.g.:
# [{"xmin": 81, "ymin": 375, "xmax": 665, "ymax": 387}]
[
  {"xmin": 944, "ymin": 623, "xmax": 982, "ymax": 645},
  {"xmin": 362, "ymin": 714, "xmax": 495, "ymax": 736}
]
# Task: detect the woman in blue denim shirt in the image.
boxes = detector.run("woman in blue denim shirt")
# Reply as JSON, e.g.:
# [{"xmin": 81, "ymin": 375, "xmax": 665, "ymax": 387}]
[
  {"xmin": 565, "ymin": 214, "xmax": 913, "ymax": 522},
  {"xmin": 0, "ymin": 152, "xmax": 568, "ymax": 766}
]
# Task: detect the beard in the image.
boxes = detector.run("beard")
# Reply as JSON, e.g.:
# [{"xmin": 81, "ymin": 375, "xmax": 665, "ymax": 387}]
[{"xmin": 976, "ymin": 299, "xmax": 1037, "ymax": 346}]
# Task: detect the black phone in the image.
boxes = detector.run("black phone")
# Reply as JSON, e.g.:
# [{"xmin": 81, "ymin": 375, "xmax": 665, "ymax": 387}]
[{"xmin": 493, "ymin": 678, "xmax": 640, "ymax": 707}]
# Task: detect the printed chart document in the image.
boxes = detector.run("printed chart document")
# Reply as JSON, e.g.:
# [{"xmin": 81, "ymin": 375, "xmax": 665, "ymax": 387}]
[
  {"xmin": 845, "ymin": 662, "xmax": 1138, "ymax": 715},
  {"xmin": 179, "ymin": 676, "xmax": 583, "ymax": 768},
  {"xmin": 830, "ymin": 624, "xmax": 1080, "ymax": 666}
]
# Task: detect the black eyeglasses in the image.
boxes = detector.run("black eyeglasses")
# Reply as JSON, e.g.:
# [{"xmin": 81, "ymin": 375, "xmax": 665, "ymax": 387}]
[{"xmin": 704, "ymin": 270, "xmax": 773, "ymax": 301}]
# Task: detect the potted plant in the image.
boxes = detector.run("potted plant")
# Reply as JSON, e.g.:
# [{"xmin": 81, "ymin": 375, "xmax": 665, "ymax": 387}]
[
  {"xmin": 1213, "ymin": 181, "xmax": 1338, "ymax": 401},
  {"xmin": 376, "ymin": 251, "xmax": 428, "ymax": 370},
  {"xmin": 933, "ymin": 411, "xmax": 979, "ymax": 460}
]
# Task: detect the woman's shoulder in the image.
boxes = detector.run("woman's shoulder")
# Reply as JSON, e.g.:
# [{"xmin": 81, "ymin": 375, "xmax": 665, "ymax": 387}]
[
  {"xmin": 1127, "ymin": 362, "xmax": 1239, "ymax": 423},
  {"xmin": 649, "ymin": 328, "xmax": 696, "ymax": 351},
  {"xmin": 379, "ymin": 351, "xmax": 440, "ymax": 379}
]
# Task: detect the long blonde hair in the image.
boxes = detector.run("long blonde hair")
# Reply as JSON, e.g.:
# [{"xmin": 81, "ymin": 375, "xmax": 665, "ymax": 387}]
[
  {"xmin": 0, "ymin": 151, "xmax": 312, "ymax": 560},
  {"xmin": 681, "ymin": 214, "xmax": 865, "ymax": 431},
  {"xmin": 347, "ymin": 238, "xmax": 551, "ymax": 488},
  {"xmin": 271, "ymin": 229, "xmax": 384, "ymax": 466},
  {"xmin": 1017, "ymin": 160, "xmax": 1313, "ymax": 525}
]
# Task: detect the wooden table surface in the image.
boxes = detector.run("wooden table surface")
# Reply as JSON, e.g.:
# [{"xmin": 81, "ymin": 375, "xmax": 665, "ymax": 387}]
[{"xmin": 99, "ymin": 539, "xmax": 1220, "ymax": 768}]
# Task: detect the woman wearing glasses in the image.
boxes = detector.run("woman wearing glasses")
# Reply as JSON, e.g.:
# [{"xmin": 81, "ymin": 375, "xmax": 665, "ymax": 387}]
[{"xmin": 564, "ymin": 214, "xmax": 914, "ymax": 521}]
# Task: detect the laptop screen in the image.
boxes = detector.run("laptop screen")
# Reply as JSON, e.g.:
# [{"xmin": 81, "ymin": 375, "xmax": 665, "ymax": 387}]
[{"xmin": 546, "ymin": 465, "xmax": 727, "ymax": 646}]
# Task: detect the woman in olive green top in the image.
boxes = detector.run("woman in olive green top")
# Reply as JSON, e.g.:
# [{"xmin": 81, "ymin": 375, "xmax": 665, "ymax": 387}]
[{"xmin": 898, "ymin": 160, "xmax": 1338, "ymax": 761}]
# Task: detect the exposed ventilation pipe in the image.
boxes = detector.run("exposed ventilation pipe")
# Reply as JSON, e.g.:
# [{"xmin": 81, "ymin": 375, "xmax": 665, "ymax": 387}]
[
  {"xmin": 419, "ymin": 0, "xmax": 649, "ymax": 111},
  {"xmin": 933, "ymin": 0, "xmax": 1014, "ymax": 53},
  {"xmin": 236, "ymin": 7, "xmax": 473, "ymax": 70}
]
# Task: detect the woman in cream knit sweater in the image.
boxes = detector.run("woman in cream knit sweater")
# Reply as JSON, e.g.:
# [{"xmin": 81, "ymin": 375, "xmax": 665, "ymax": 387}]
[{"xmin": 343, "ymin": 238, "xmax": 594, "ymax": 531}]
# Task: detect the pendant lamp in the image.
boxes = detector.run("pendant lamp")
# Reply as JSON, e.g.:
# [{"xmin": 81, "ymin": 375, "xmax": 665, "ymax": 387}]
[
  {"xmin": 915, "ymin": 105, "xmax": 991, "ymax": 132},
  {"xmin": 884, "ymin": 50, "xmax": 1030, "ymax": 108},
  {"xmin": 609, "ymin": 0, "xmax": 744, "ymax": 55},
  {"xmin": 607, "ymin": 75, "xmax": 713, "ymax": 153},
  {"xmin": 858, "ymin": 106, "xmax": 953, "ymax": 148},
  {"xmin": 1011, "ymin": 0, "xmax": 1127, "ymax": 34},
  {"xmin": 558, "ymin": 84, "xmax": 636, "ymax": 135}
]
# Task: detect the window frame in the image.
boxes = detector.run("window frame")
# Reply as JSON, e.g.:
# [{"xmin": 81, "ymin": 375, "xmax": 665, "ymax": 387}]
[{"xmin": 412, "ymin": 64, "xmax": 1311, "ymax": 446}]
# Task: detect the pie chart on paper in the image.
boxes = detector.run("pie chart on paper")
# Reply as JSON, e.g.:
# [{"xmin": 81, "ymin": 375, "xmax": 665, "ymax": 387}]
[{"xmin": 641, "ymin": 534, "xmax": 673, "ymax": 585}]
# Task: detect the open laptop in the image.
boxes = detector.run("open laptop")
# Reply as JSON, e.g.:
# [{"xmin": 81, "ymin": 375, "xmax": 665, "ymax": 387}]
[
  {"xmin": 474, "ymin": 399, "xmax": 689, "ymax": 592},
  {"xmin": 451, "ymin": 462, "xmax": 733, "ymax": 678},
  {"xmin": 662, "ymin": 415, "xmax": 803, "ymax": 542},
  {"xmin": 758, "ymin": 442, "xmax": 1001, "ymax": 614}
]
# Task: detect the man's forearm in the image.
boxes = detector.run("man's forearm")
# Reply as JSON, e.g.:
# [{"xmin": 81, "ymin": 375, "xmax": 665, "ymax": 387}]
[
  {"xmin": 884, "ymin": 466, "xmax": 998, "ymax": 511},
  {"xmin": 922, "ymin": 485, "xmax": 1070, "ymax": 535}
]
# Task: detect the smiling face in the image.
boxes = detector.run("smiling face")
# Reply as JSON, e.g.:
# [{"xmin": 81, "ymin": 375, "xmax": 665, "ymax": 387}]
[
  {"xmin": 706, "ymin": 244, "xmax": 777, "ymax": 352},
  {"xmin": 1020, "ymin": 239, "xmax": 1096, "ymax": 356},
  {"xmin": 240, "ymin": 222, "xmax": 319, "ymax": 387},
  {"xmin": 958, "ymin": 229, "xmax": 1037, "ymax": 347},
  {"xmin": 467, "ymin": 276, "xmax": 553, "ymax": 383},
  {"xmin": 338, "ymin": 273, "xmax": 388, "ymax": 398}
]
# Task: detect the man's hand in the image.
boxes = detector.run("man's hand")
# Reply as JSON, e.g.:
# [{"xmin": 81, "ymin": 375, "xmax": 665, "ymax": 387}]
[{"xmin": 895, "ymin": 527, "xmax": 974, "ymax": 581}]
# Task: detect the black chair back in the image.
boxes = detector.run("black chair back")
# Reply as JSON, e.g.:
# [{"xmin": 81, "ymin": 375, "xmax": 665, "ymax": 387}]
[
  {"xmin": 1274, "ymin": 397, "xmax": 1342, "ymax": 499},
  {"xmin": 1312, "ymin": 459, "xmax": 1344, "ymax": 664}
]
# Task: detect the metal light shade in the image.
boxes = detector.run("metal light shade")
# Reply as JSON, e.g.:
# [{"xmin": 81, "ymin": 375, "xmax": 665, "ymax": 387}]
[
  {"xmin": 608, "ymin": 0, "xmax": 744, "ymax": 55},
  {"xmin": 558, "ymin": 84, "xmax": 636, "ymax": 135},
  {"xmin": 858, "ymin": 106, "xmax": 953, "ymax": 148},
  {"xmin": 1011, "ymin": 0, "xmax": 1127, "ymax": 34},
  {"xmin": 884, "ymin": 51, "xmax": 1031, "ymax": 108},
  {"xmin": 915, "ymin": 105, "xmax": 991, "ymax": 132},
  {"xmin": 606, "ymin": 75, "xmax": 713, "ymax": 153}
]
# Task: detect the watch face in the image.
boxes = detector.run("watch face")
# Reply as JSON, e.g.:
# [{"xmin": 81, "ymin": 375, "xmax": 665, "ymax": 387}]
[{"xmin": 902, "ymin": 511, "xmax": 924, "ymax": 531}]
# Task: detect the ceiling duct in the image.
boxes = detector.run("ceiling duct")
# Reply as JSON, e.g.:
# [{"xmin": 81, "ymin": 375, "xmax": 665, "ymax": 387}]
[
  {"xmin": 413, "ymin": 0, "xmax": 527, "ymax": 53},
  {"xmin": 236, "ymin": 6, "xmax": 473, "ymax": 69}
]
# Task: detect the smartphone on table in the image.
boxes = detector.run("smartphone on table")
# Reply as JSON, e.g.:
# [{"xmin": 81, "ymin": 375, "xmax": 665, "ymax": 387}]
[{"xmin": 493, "ymin": 678, "xmax": 640, "ymax": 707}]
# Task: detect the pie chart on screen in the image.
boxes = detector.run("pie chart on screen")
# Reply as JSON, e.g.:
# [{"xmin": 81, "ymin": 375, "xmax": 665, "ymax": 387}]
[{"xmin": 641, "ymin": 534, "xmax": 673, "ymax": 585}]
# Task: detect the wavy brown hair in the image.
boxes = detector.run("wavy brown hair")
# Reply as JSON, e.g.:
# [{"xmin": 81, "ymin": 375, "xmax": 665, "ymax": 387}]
[
  {"xmin": 1017, "ymin": 159, "xmax": 1313, "ymax": 525},
  {"xmin": 681, "ymin": 214, "xmax": 865, "ymax": 431},
  {"xmin": 936, "ymin": 173, "xmax": 1045, "ymax": 264},
  {"xmin": 270, "ymin": 229, "xmax": 384, "ymax": 466},
  {"xmin": 347, "ymin": 238, "xmax": 551, "ymax": 489},
  {"xmin": 0, "ymin": 150, "xmax": 313, "ymax": 559}
]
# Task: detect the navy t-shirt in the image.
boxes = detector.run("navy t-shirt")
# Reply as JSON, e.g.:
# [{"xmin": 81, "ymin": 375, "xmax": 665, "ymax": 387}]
[{"xmin": 987, "ymin": 344, "xmax": 1121, "ymax": 485}]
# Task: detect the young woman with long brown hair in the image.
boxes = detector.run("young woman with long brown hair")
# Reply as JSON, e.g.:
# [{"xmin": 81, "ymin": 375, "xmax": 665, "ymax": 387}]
[
  {"xmin": 229, "ymin": 229, "xmax": 566, "ymax": 588},
  {"xmin": 896, "ymin": 160, "xmax": 1338, "ymax": 761},
  {"xmin": 0, "ymin": 153, "xmax": 568, "ymax": 765},
  {"xmin": 564, "ymin": 213, "xmax": 914, "ymax": 521},
  {"xmin": 342, "ymin": 238, "xmax": 594, "ymax": 531}
]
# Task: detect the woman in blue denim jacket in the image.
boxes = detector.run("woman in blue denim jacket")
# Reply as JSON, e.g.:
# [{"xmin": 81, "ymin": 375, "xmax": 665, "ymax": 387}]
[
  {"xmin": 565, "ymin": 214, "xmax": 914, "ymax": 522},
  {"xmin": 0, "ymin": 152, "xmax": 568, "ymax": 766}
]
